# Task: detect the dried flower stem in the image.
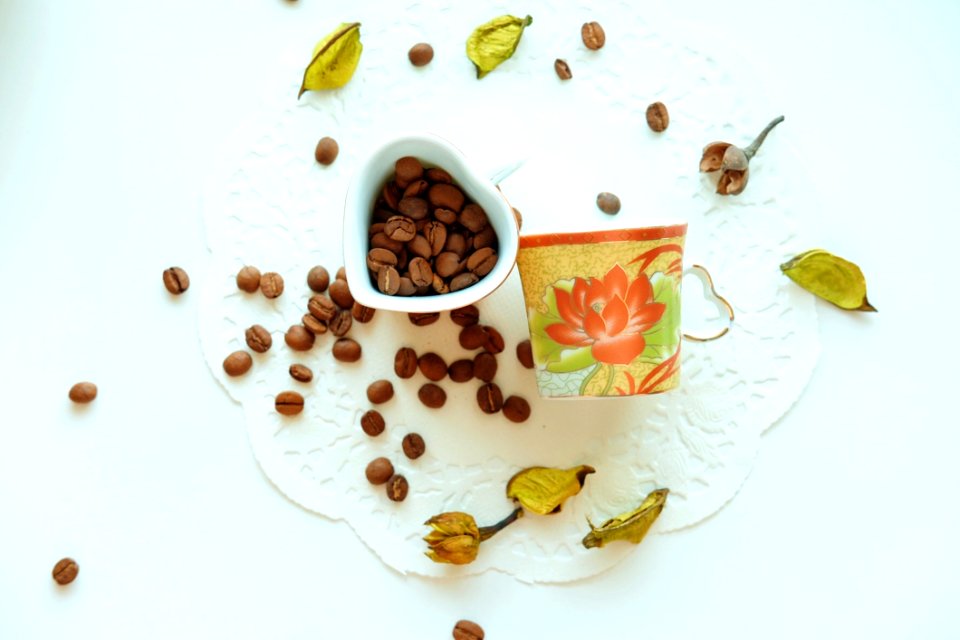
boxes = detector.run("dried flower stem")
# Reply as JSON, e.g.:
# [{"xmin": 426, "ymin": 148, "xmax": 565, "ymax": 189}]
[
  {"xmin": 744, "ymin": 115, "xmax": 785, "ymax": 160},
  {"xmin": 478, "ymin": 507, "xmax": 524, "ymax": 541}
]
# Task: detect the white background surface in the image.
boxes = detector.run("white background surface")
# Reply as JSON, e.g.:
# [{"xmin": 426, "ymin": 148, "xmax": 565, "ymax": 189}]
[{"xmin": 1, "ymin": 1, "xmax": 958, "ymax": 638}]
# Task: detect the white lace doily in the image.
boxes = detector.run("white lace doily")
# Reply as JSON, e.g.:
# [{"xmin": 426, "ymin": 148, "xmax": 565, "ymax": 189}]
[{"xmin": 198, "ymin": 0, "xmax": 819, "ymax": 583}]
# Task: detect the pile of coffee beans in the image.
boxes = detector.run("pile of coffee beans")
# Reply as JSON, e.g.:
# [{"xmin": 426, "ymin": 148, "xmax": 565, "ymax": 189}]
[{"xmin": 366, "ymin": 157, "xmax": 499, "ymax": 296}]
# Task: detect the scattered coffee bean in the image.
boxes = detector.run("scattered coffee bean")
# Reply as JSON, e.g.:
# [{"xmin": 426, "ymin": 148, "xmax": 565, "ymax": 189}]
[
  {"xmin": 332, "ymin": 337, "xmax": 362, "ymax": 362},
  {"xmin": 386, "ymin": 474, "xmax": 409, "ymax": 502},
  {"xmin": 360, "ymin": 409, "xmax": 385, "ymax": 436},
  {"xmin": 52, "ymin": 558, "xmax": 79, "ymax": 585},
  {"xmin": 418, "ymin": 352, "xmax": 448, "ymax": 381},
  {"xmin": 162, "ymin": 267, "xmax": 189, "ymax": 294},
  {"xmin": 408, "ymin": 42, "xmax": 434, "ymax": 67},
  {"xmin": 223, "ymin": 351, "xmax": 253, "ymax": 377},
  {"xmin": 450, "ymin": 305, "xmax": 480, "ymax": 327},
  {"xmin": 260, "ymin": 272, "xmax": 284, "ymax": 298},
  {"xmin": 285, "ymin": 325, "xmax": 315, "ymax": 351},
  {"xmin": 408, "ymin": 312, "xmax": 440, "ymax": 326},
  {"xmin": 308, "ymin": 294, "xmax": 337, "ymax": 322},
  {"xmin": 352, "ymin": 302, "xmax": 376, "ymax": 323},
  {"xmin": 236, "ymin": 265, "xmax": 261, "ymax": 293},
  {"xmin": 307, "ymin": 265, "xmax": 330, "ymax": 292},
  {"xmin": 448, "ymin": 359, "xmax": 474, "ymax": 383},
  {"xmin": 245, "ymin": 325, "xmax": 272, "ymax": 353},
  {"xmin": 516, "ymin": 339, "xmax": 535, "ymax": 369},
  {"xmin": 68, "ymin": 382, "xmax": 97, "ymax": 404},
  {"xmin": 453, "ymin": 619, "xmax": 485, "ymax": 640},
  {"xmin": 315, "ymin": 136, "xmax": 339, "ymax": 165},
  {"xmin": 302, "ymin": 313, "xmax": 328, "ymax": 335},
  {"xmin": 482, "ymin": 326, "xmax": 505, "ymax": 354},
  {"xmin": 503, "ymin": 395, "xmax": 531, "ymax": 423},
  {"xmin": 394, "ymin": 347, "xmax": 418, "ymax": 378},
  {"xmin": 513, "ymin": 207, "xmax": 523, "ymax": 229},
  {"xmin": 473, "ymin": 352, "xmax": 498, "ymax": 382},
  {"xmin": 328, "ymin": 279, "xmax": 354, "ymax": 309},
  {"xmin": 476, "ymin": 383, "xmax": 504, "ymax": 414},
  {"xmin": 459, "ymin": 324, "xmax": 488, "ymax": 350},
  {"xmin": 418, "ymin": 383, "xmax": 447, "ymax": 408},
  {"xmin": 289, "ymin": 364, "xmax": 313, "ymax": 383},
  {"xmin": 329, "ymin": 309, "xmax": 353, "ymax": 337},
  {"xmin": 366, "ymin": 457, "xmax": 394, "ymax": 485},
  {"xmin": 596, "ymin": 192, "xmax": 621, "ymax": 215},
  {"xmin": 367, "ymin": 379, "xmax": 394, "ymax": 404},
  {"xmin": 646, "ymin": 101, "xmax": 670, "ymax": 132},
  {"xmin": 554, "ymin": 58, "xmax": 572, "ymax": 80},
  {"xmin": 275, "ymin": 391, "xmax": 305, "ymax": 416},
  {"xmin": 581, "ymin": 21, "xmax": 606, "ymax": 50},
  {"xmin": 402, "ymin": 433, "xmax": 426, "ymax": 460}
]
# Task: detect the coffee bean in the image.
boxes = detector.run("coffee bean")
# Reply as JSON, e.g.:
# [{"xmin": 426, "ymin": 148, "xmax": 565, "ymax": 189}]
[
  {"xmin": 408, "ymin": 42, "xmax": 434, "ymax": 66},
  {"xmin": 336, "ymin": 266, "xmax": 347, "ymax": 281},
  {"xmin": 308, "ymin": 295, "xmax": 338, "ymax": 322},
  {"xmin": 434, "ymin": 207, "xmax": 457, "ymax": 225},
  {"xmin": 472, "ymin": 226, "xmax": 496, "ymax": 250},
  {"xmin": 418, "ymin": 383, "xmax": 446, "ymax": 408},
  {"xmin": 307, "ymin": 265, "xmax": 330, "ymax": 292},
  {"xmin": 223, "ymin": 351, "xmax": 253, "ymax": 377},
  {"xmin": 513, "ymin": 207, "xmax": 523, "ymax": 229},
  {"xmin": 406, "ymin": 234, "xmax": 432, "ymax": 259},
  {"xmin": 408, "ymin": 312, "xmax": 439, "ymax": 326},
  {"xmin": 332, "ymin": 337, "xmax": 362, "ymax": 362},
  {"xmin": 315, "ymin": 136, "xmax": 339, "ymax": 165},
  {"xmin": 385, "ymin": 215, "xmax": 417, "ymax": 242},
  {"xmin": 398, "ymin": 197, "xmax": 429, "ymax": 220},
  {"xmin": 482, "ymin": 326, "xmax": 505, "ymax": 354},
  {"xmin": 450, "ymin": 272, "xmax": 479, "ymax": 291},
  {"xmin": 466, "ymin": 247, "xmax": 498, "ymax": 276},
  {"xmin": 395, "ymin": 347, "xmax": 418, "ymax": 378},
  {"xmin": 450, "ymin": 305, "xmax": 480, "ymax": 327},
  {"xmin": 503, "ymin": 395, "xmax": 531, "ymax": 423},
  {"xmin": 260, "ymin": 272, "xmax": 284, "ymax": 298},
  {"xmin": 516, "ymin": 339, "xmax": 535, "ymax": 368},
  {"xmin": 236, "ymin": 265, "xmax": 261, "ymax": 293},
  {"xmin": 476, "ymin": 383, "xmax": 503, "ymax": 414},
  {"xmin": 459, "ymin": 204, "xmax": 488, "ymax": 233},
  {"xmin": 402, "ymin": 433, "xmax": 426, "ymax": 459},
  {"xmin": 459, "ymin": 324, "xmax": 488, "ymax": 350},
  {"xmin": 408, "ymin": 257, "xmax": 433, "ymax": 287},
  {"xmin": 444, "ymin": 232, "xmax": 468, "ymax": 258},
  {"xmin": 367, "ymin": 247, "xmax": 399, "ymax": 272},
  {"xmin": 435, "ymin": 252, "xmax": 463, "ymax": 278},
  {"xmin": 367, "ymin": 379, "xmax": 394, "ymax": 404},
  {"xmin": 377, "ymin": 266, "xmax": 401, "ymax": 295},
  {"xmin": 302, "ymin": 313, "xmax": 328, "ymax": 335},
  {"xmin": 245, "ymin": 325, "xmax": 272, "ymax": 353},
  {"xmin": 397, "ymin": 276, "xmax": 417, "ymax": 296},
  {"xmin": 554, "ymin": 58, "xmax": 572, "ymax": 80},
  {"xmin": 68, "ymin": 382, "xmax": 97, "ymax": 403},
  {"xmin": 386, "ymin": 474, "xmax": 409, "ymax": 502},
  {"xmin": 596, "ymin": 192, "xmax": 621, "ymax": 215},
  {"xmin": 395, "ymin": 156, "xmax": 424, "ymax": 187},
  {"xmin": 382, "ymin": 181, "xmax": 401, "ymax": 209},
  {"xmin": 275, "ymin": 391, "xmax": 305, "ymax": 415},
  {"xmin": 581, "ymin": 21, "xmax": 606, "ymax": 50},
  {"xmin": 352, "ymin": 302, "xmax": 376, "ymax": 323},
  {"xmin": 423, "ymin": 221, "xmax": 447, "ymax": 256},
  {"xmin": 473, "ymin": 352, "xmax": 498, "ymax": 382},
  {"xmin": 329, "ymin": 309, "xmax": 353, "ymax": 337},
  {"xmin": 162, "ymin": 267, "xmax": 189, "ymax": 294},
  {"xmin": 453, "ymin": 620, "xmax": 485, "ymax": 640},
  {"xmin": 448, "ymin": 359, "xmax": 474, "ymax": 383},
  {"xmin": 328, "ymin": 279, "xmax": 354, "ymax": 308},
  {"xmin": 371, "ymin": 231, "xmax": 404, "ymax": 253},
  {"xmin": 360, "ymin": 409, "xmax": 385, "ymax": 436},
  {"xmin": 289, "ymin": 364, "xmax": 313, "ymax": 382},
  {"xmin": 403, "ymin": 179, "xmax": 430, "ymax": 198},
  {"xmin": 285, "ymin": 325, "xmax": 315, "ymax": 351},
  {"xmin": 431, "ymin": 274, "xmax": 449, "ymax": 294},
  {"xmin": 428, "ymin": 183, "xmax": 465, "ymax": 212},
  {"xmin": 366, "ymin": 457, "xmax": 394, "ymax": 485},
  {"xmin": 646, "ymin": 101, "xmax": 669, "ymax": 132},
  {"xmin": 426, "ymin": 167, "xmax": 453, "ymax": 183},
  {"xmin": 52, "ymin": 558, "xmax": 79, "ymax": 585},
  {"xmin": 418, "ymin": 352, "xmax": 448, "ymax": 381}
]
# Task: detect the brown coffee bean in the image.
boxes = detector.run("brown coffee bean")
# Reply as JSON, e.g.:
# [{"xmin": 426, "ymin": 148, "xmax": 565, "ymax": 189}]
[
  {"xmin": 336, "ymin": 266, "xmax": 347, "ymax": 281},
  {"xmin": 68, "ymin": 382, "xmax": 97, "ymax": 403},
  {"xmin": 386, "ymin": 474, "xmax": 409, "ymax": 502},
  {"xmin": 352, "ymin": 302, "xmax": 376, "ymax": 323},
  {"xmin": 459, "ymin": 324, "xmax": 488, "ymax": 350},
  {"xmin": 383, "ymin": 181, "xmax": 401, "ymax": 209},
  {"xmin": 472, "ymin": 226, "xmax": 497, "ymax": 250},
  {"xmin": 377, "ymin": 266, "xmax": 401, "ymax": 294},
  {"xmin": 275, "ymin": 391, "xmax": 305, "ymax": 415},
  {"xmin": 448, "ymin": 359, "xmax": 474, "ymax": 383},
  {"xmin": 408, "ymin": 312, "xmax": 440, "ymax": 326},
  {"xmin": 371, "ymin": 231, "xmax": 404, "ymax": 253},
  {"xmin": 516, "ymin": 339, "xmax": 535, "ymax": 368},
  {"xmin": 503, "ymin": 395, "xmax": 531, "ymax": 423},
  {"xmin": 395, "ymin": 156, "xmax": 424, "ymax": 187},
  {"xmin": 418, "ymin": 352, "xmax": 448, "ymax": 381},
  {"xmin": 329, "ymin": 309, "xmax": 353, "ymax": 337},
  {"xmin": 162, "ymin": 267, "xmax": 189, "ymax": 294},
  {"xmin": 453, "ymin": 620, "xmax": 485, "ymax": 640},
  {"xmin": 289, "ymin": 364, "xmax": 313, "ymax": 382},
  {"xmin": 397, "ymin": 276, "xmax": 417, "ymax": 296},
  {"xmin": 302, "ymin": 314, "xmax": 328, "ymax": 335},
  {"xmin": 328, "ymin": 279, "xmax": 354, "ymax": 309},
  {"xmin": 431, "ymin": 273, "xmax": 449, "ymax": 294},
  {"xmin": 369, "ymin": 222, "xmax": 385, "ymax": 236},
  {"xmin": 418, "ymin": 383, "xmax": 447, "ymax": 408},
  {"xmin": 367, "ymin": 379, "xmax": 394, "ymax": 404},
  {"xmin": 473, "ymin": 352, "xmax": 498, "ymax": 382},
  {"xmin": 308, "ymin": 295, "xmax": 337, "ymax": 322},
  {"xmin": 285, "ymin": 325, "xmax": 315, "ymax": 351},
  {"xmin": 466, "ymin": 247, "xmax": 498, "ymax": 276},
  {"xmin": 260, "ymin": 272, "xmax": 284, "ymax": 298},
  {"xmin": 396, "ymin": 247, "xmax": 410, "ymax": 270},
  {"xmin": 476, "ymin": 383, "xmax": 504, "ymax": 414},
  {"xmin": 236, "ymin": 265, "xmax": 261, "ymax": 293},
  {"xmin": 482, "ymin": 326, "xmax": 505, "ymax": 354},
  {"xmin": 360, "ymin": 409, "xmax": 385, "ymax": 436},
  {"xmin": 406, "ymin": 234, "xmax": 432, "ymax": 259},
  {"xmin": 403, "ymin": 179, "xmax": 430, "ymax": 198},
  {"xmin": 554, "ymin": 58, "xmax": 573, "ymax": 80},
  {"xmin": 450, "ymin": 272, "xmax": 479, "ymax": 291},
  {"xmin": 596, "ymin": 192, "xmax": 621, "ymax": 215},
  {"xmin": 315, "ymin": 136, "xmax": 339, "ymax": 165},
  {"xmin": 402, "ymin": 433, "xmax": 426, "ymax": 459},
  {"xmin": 434, "ymin": 252, "xmax": 464, "ymax": 278},
  {"xmin": 459, "ymin": 204, "xmax": 488, "ymax": 233},
  {"xmin": 422, "ymin": 221, "xmax": 447, "ymax": 255},
  {"xmin": 385, "ymin": 215, "xmax": 417, "ymax": 242},
  {"xmin": 394, "ymin": 347, "xmax": 418, "ymax": 378},
  {"xmin": 408, "ymin": 42, "xmax": 434, "ymax": 66},
  {"xmin": 513, "ymin": 207, "xmax": 523, "ymax": 229},
  {"xmin": 367, "ymin": 247, "xmax": 399, "ymax": 272},
  {"xmin": 366, "ymin": 457, "xmax": 394, "ymax": 485},
  {"xmin": 407, "ymin": 257, "xmax": 433, "ymax": 287},
  {"xmin": 428, "ymin": 183, "xmax": 465, "ymax": 212},
  {"xmin": 434, "ymin": 207, "xmax": 457, "ymax": 224},
  {"xmin": 445, "ymin": 232, "xmax": 468, "ymax": 257},
  {"xmin": 307, "ymin": 265, "xmax": 330, "ymax": 292},
  {"xmin": 398, "ymin": 197, "xmax": 429, "ymax": 220},
  {"xmin": 646, "ymin": 101, "xmax": 669, "ymax": 132},
  {"xmin": 52, "ymin": 558, "xmax": 79, "ymax": 585},
  {"xmin": 426, "ymin": 167, "xmax": 453, "ymax": 183},
  {"xmin": 223, "ymin": 351, "xmax": 253, "ymax": 377},
  {"xmin": 245, "ymin": 325, "xmax": 272, "ymax": 353},
  {"xmin": 450, "ymin": 305, "xmax": 480, "ymax": 327},
  {"xmin": 332, "ymin": 337, "xmax": 362, "ymax": 362},
  {"xmin": 581, "ymin": 21, "xmax": 606, "ymax": 50}
]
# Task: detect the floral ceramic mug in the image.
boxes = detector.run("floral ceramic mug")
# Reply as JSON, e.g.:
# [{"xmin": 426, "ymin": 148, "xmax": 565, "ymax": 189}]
[{"xmin": 516, "ymin": 225, "xmax": 732, "ymax": 398}]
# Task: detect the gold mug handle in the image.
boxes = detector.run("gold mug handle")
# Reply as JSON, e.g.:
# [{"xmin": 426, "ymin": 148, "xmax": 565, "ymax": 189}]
[{"xmin": 681, "ymin": 265, "xmax": 734, "ymax": 342}]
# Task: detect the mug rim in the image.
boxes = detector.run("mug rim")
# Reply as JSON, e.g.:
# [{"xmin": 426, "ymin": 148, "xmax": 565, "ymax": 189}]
[{"xmin": 518, "ymin": 224, "xmax": 688, "ymax": 249}]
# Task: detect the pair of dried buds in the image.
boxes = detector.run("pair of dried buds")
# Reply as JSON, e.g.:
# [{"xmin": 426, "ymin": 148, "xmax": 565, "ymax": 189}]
[{"xmin": 700, "ymin": 115, "xmax": 784, "ymax": 195}]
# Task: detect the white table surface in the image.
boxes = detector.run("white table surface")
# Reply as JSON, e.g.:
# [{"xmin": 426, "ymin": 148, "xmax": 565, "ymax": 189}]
[{"xmin": 2, "ymin": 1, "xmax": 959, "ymax": 638}]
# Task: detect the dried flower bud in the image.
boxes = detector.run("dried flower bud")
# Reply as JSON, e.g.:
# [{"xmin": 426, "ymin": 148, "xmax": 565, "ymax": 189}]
[
  {"xmin": 423, "ymin": 508, "xmax": 523, "ymax": 565},
  {"xmin": 699, "ymin": 116, "xmax": 784, "ymax": 196}
]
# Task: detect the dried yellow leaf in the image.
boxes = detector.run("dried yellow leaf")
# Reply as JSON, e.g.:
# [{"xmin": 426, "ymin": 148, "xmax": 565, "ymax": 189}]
[
  {"xmin": 506, "ymin": 465, "xmax": 594, "ymax": 515},
  {"xmin": 466, "ymin": 15, "xmax": 532, "ymax": 79},
  {"xmin": 582, "ymin": 489, "xmax": 668, "ymax": 549},
  {"xmin": 298, "ymin": 22, "xmax": 362, "ymax": 98},
  {"xmin": 781, "ymin": 249, "xmax": 876, "ymax": 312}
]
